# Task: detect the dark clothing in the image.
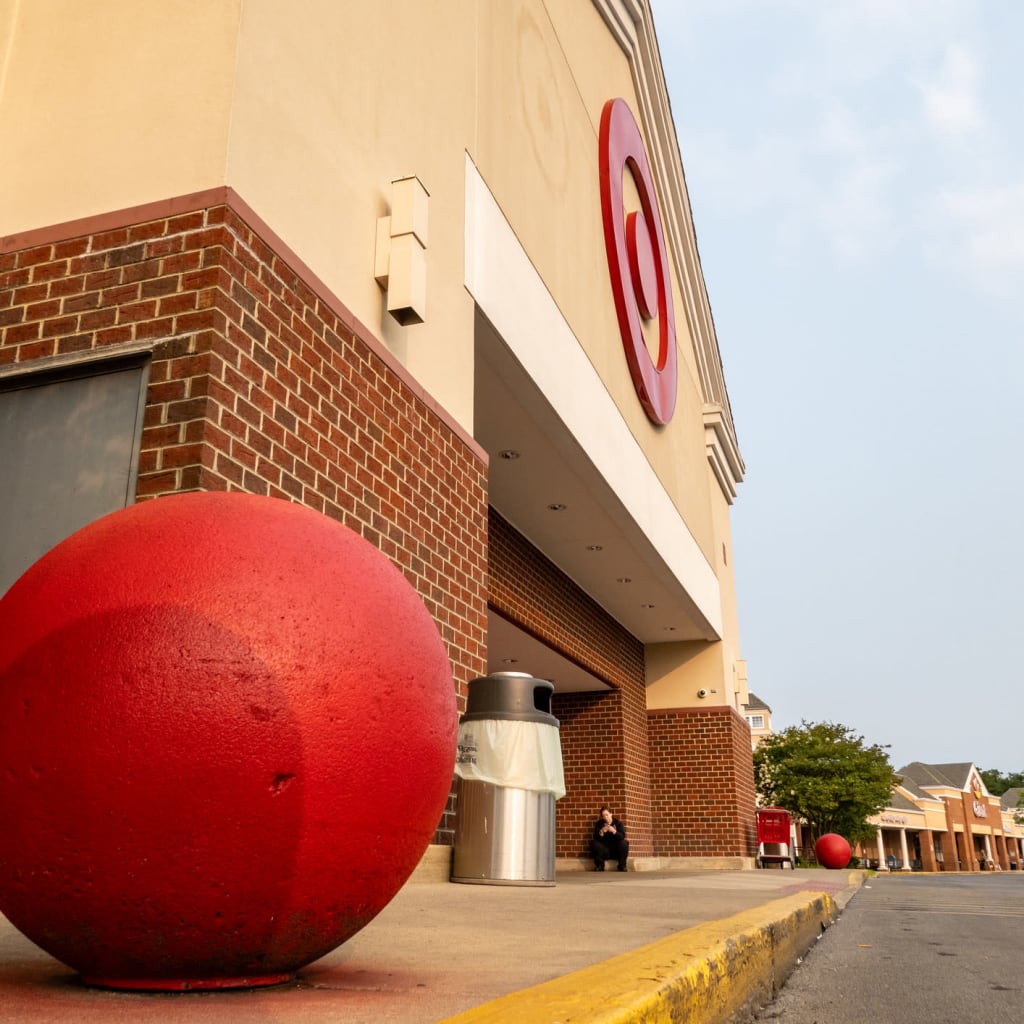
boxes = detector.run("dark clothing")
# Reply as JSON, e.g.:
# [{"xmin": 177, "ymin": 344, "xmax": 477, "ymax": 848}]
[{"xmin": 591, "ymin": 816, "xmax": 629, "ymax": 871}]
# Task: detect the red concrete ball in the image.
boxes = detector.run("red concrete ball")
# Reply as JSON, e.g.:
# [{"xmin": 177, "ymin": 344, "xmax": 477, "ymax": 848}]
[
  {"xmin": 814, "ymin": 833, "xmax": 852, "ymax": 870},
  {"xmin": 0, "ymin": 493, "xmax": 457, "ymax": 989}
]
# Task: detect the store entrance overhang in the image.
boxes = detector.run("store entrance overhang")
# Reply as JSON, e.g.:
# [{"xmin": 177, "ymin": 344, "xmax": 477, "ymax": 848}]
[
  {"xmin": 475, "ymin": 310, "xmax": 719, "ymax": 653},
  {"xmin": 486, "ymin": 610, "xmax": 612, "ymax": 693}
]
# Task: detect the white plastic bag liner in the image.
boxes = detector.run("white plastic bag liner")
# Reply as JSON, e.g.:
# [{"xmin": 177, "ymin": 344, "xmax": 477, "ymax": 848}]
[{"xmin": 454, "ymin": 718, "xmax": 565, "ymax": 798}]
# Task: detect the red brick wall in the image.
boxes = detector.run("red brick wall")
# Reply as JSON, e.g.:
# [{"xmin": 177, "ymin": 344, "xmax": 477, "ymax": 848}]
[
  {"xmin": 918, "ymin": 834, "xmax": 939, "ymax": 872},
  {"xmin": 487, "ymin": 511, "xmax": 645, "ymax": 687},
  {"xmin": 958, "ymin": 793, "xmax": 988, "ymax": 871},
  {"xmin": 647, "ymin": 706, "xmax": 757, "ymax": 858},
  {"xmin": 552, "ymin": 690, "xmax": 652, "ymax": 859},
  {"xmin": 0, "ymin": 190, "xmax": 488, "ymax": 845},
  {"xmin": 487, "ymin": 511, "xmax": 652, "ymax": 858}
]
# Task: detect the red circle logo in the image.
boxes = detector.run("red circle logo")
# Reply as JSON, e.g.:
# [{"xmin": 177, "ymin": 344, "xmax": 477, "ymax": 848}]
[{"xmin": 599, "ymin": 98, "xmax": 678, "ymax": 426}]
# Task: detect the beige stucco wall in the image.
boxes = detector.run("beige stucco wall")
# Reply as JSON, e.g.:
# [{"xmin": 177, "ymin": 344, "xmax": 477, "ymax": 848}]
[
  {"xmin": 1, "ymin": 0, "xmax": 732, "ymax": 587},
  {"xmin": 225, "ymin": 0, "xmax": 479, "ymax": 429},
  {"xmin": 645, "ymin": 640, "xmax": 728, "ymax": 704},
  {"xmin": 0, "ymin": 0, "xmax": 239, "ymax": 232},
  {"xmin": 645, "ymin": 488, "xmax": 744, "ymax": 708}
]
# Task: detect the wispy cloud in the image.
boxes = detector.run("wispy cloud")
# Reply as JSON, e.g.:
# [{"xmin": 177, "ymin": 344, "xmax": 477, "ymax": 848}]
[
  {"xmin": 931, "ymin": 180, "xmax": 1024, "ymax": 297},
  {"xmin": 913, "ymin": 44, "xmax": 985, "ymax": 140},
  {"xmin": 654, "ymin": 0, "xmax": 1023, "ymax": 307},
  {"xmin": 812, "ymin": 103, "xmax": 902, "ymax": 262}
]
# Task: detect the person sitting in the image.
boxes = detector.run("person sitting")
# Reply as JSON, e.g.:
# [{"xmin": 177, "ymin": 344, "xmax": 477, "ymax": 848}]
[{"xmin": 591, "ymin": 805, "xmax": 629, "ymax": 872}]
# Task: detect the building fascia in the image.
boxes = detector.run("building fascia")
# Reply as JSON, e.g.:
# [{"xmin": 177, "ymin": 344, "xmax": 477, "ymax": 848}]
[
  {"xmin": 919, "ymin": 786, "xmax": 962, "ymax": 801},
  {"xmin": 704, "ymin": 404, "xmax": 743, "ymax": 505},
  {"xmin": 874, "ymin": 810, "xmax": 927, "ymax": 828},
  {"xmin": 1002, "ymin": 810, "xmax": 1023, "ymax": 837},
  {"xmin": 592, "ymin": 0, "xmax": 744, "ymax": 503}
]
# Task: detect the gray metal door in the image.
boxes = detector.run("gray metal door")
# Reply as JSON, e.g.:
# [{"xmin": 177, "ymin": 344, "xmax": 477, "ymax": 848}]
[{"xmin": 0, "ymin": 358, "xmax": 149, "ymax": 596}]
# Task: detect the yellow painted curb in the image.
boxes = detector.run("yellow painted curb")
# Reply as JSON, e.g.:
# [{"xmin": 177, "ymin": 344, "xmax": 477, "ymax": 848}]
[{"xmin": 439, "ymin": 890, "xmax": 839, "ymax": 1024}]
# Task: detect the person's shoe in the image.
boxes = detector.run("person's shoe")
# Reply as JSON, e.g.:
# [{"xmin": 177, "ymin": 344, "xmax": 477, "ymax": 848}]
[
  {"xmin": 617, "ymin": 865, "xmax": 627, "ymax": 872},
  {"xmin": 594, "ymin": 864, "xmax": 605, "ymax": 871}
]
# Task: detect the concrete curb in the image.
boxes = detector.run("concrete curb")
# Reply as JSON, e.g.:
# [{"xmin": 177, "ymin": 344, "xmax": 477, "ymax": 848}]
[{"xmin": 439, "ymin": 873, "xmax": 865, "ymax": 1024}]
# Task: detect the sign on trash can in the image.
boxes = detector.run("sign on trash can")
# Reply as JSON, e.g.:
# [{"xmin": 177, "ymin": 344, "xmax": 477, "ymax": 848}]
[{"xmin": 451, "ymin": 672, "xmax": 564, "ymax": 886}]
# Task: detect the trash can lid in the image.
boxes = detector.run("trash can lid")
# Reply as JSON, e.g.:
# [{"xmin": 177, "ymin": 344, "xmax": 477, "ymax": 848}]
[{"xmin": 461, "ymin": 672, "xmax": 559, "ymax": 725}]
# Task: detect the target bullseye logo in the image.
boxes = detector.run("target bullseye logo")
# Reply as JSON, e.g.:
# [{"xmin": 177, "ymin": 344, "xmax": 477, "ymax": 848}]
[{"xmin": 599, "ymin": 97, "xmax": 678, "ymax": 426}]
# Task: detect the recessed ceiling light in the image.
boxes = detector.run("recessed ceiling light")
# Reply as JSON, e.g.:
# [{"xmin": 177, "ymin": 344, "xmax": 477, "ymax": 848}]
[
  {"xmin": 641, "ymin": 603, "xmax": 656, "ymax": 609},
  {"xmin": 585, "ymin": 544, "xmax": 603, "ymax": 552},
  {"xmin": 616, "ymin": 577, "xmax": 632, "ymax": 584},
  {"xmin": 501, "ymin": 657, "xmax": 519, "ymax": 664},
  {"xmin": 499, "ymin": 449, "xmax": 520, "ymax": 460},
  {"xmin": 663, "ymin": 626, "xmax": 677, "ymax": 632},
  {"xmin": 547, "ymin": 503, "xmax": 567, "ymax": 511}
]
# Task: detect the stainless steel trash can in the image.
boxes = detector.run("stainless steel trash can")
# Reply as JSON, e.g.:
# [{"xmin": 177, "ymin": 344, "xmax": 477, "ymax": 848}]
[{"xmin": 451, "ymin": 672, "xmax": 564, "ymax": 886}]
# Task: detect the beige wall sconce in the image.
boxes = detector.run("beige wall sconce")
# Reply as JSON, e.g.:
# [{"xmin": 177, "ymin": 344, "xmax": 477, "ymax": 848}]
[{"xmin": 374, "ymin": 175, "xmax": 428, "ymax": 326}]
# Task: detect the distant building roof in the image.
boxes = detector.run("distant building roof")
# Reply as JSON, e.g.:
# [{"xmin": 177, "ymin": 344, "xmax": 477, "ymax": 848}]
[
  {"xmin": 743, "ymin": 692, "xmax": 771, "ymax": 713},
  {"xmin": 888, "ymin": 790, "xmax": 921, "ymax": 813},
  {"xmin": 1001, "ymin": 787, "xmax": 1023, "ymax": 811},
  {"xmin": 897, "ymin": 762, "xmax": 976, "ymax": 792}
]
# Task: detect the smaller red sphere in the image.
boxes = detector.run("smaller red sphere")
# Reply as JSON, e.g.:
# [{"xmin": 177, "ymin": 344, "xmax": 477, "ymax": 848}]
[{"xmin": 814, "ymin": 833, "xmax": 852, "ymax": 870}]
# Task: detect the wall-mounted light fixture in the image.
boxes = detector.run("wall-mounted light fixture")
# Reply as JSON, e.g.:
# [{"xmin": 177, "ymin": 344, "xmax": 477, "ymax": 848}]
[{"xmin": 374, "ymin": 175, "xmax": 429, "ymax": 325}]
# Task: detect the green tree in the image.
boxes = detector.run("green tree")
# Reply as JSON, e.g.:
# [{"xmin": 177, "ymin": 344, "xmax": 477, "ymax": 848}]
[
  {"xmin": 979, "ymin": 768, "xmax": 1024, "ymax": 795},
  {"xmin": 753, "ymin": 721, "xmax": 898, "ymax": 844}
]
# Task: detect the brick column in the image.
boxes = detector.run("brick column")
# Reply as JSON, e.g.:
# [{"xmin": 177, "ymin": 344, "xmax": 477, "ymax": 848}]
[
  {"xmin": 957, "ymin": 831, "xmax": 976, "ymax": 872},
  {"xmin": 941, "ymin": 798, "xmax": 962, "ymax": 871},
  {"xmin": 959, "ymin": 793, "xmax": 980, "ymax": 871},
  {"xmin": 647, "ymin": 706, "xmax": 756, "ymax": 859},
  {"xmin": 995, "ymin": 832, "xmax": 1009, "ymax": 870},
  {"xmin": 919, "ymin": 832, "xmax": 938, "ymax": 872},
  {"xmin": 552, "ymin": 686, "xmax": 652, "ymax": 860},
  {"xmin": 937, "ymin": 831, "xmax": 957, "ymax": 871}
]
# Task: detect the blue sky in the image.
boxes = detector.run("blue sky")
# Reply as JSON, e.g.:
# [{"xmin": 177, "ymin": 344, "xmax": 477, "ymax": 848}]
[{"xmin": 651, "ymin": 1, "xmax": 1024, "ymax": 773}]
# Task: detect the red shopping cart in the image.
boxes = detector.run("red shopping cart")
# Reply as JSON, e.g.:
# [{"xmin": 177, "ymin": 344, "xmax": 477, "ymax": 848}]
[{"xmin": 755, "ymin": 806, "xmax": 796, "ymax": 869}]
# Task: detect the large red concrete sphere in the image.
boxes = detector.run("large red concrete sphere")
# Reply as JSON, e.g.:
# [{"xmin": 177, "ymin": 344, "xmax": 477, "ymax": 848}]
[
  {"xmin": 0, "ymin": 493, "xmax": 457, "ymax": 990},
  {"xmin": 814, "ymin": 833, "xmax": 852, "ymax": 870}
]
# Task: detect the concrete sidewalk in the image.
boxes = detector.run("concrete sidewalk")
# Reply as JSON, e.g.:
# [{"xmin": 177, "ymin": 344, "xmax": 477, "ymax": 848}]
[{"xmin": 0, "ymin": 868, "xmax": 866, "ymax": 1024}]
